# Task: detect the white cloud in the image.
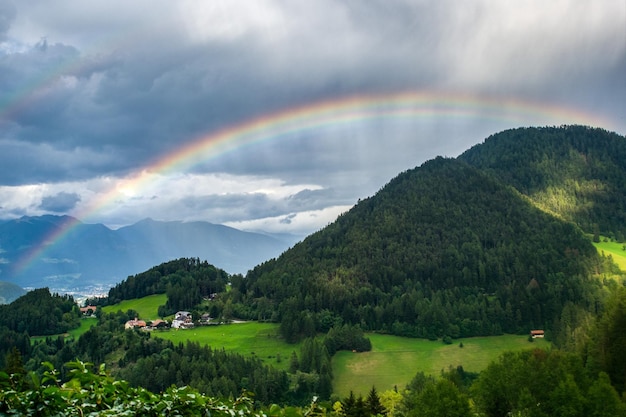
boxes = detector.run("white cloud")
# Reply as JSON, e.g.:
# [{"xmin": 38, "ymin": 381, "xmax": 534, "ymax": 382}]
[
  {"xmin": 42, "ymin": 258, "xmax": 77, "ymax": 264},
  {"xmin": 0, "ymin": 171, "xmax": 336, "ymax": 235},
  {"xmin": 224, "ymin": 205, "xmax": 352, "ymax": 235},
  {"xmin": 178, "ymin": 0, "xmax": 289, "ymax": 43}
]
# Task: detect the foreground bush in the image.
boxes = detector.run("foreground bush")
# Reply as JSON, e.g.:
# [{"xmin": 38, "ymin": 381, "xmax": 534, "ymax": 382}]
[{"xmin": 0, "ymin": 361, "xmax": 276, "ymax": 416}]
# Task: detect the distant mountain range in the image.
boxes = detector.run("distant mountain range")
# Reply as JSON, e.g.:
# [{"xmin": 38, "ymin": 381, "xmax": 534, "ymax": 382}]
[
  {"xmin": 0, "ymin": 281, "xmax": 26, "ymax": 304},
  {"xmin": 0, "ymin": 216, "xmax": 299, "ymax": 296}
]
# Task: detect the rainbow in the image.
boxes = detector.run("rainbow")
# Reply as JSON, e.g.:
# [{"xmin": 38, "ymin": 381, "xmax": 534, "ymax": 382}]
[{"xmin": 12, "ymin": 91, "xmax": 615, "ymax": 277}]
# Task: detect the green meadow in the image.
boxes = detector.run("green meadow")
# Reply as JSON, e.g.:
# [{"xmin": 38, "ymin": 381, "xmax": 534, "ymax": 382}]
[
  {"xmin": 103, "ymin": 295, "xmax": 550, "ymax": 396},
  {"xmin": 69, "ymin": 317, "xmax": 98, "ymax": 338},
  {"xmin": 331, "ymin": 333, "xmax": 549, "ymax": 397},
  {"xmin": 593, "ymin": 239, "xmax": 626, "ymax": 271},
  {"xmin": 150, "ymin": 322, "xmax": 547, "ymax": 395},
  {"xmin": 150, "ymin": 322, "xmax": 301, "ymax": 372},
  {"xmin": 101, "ymin": 293, "xmax": 167, "ymax": 320}
]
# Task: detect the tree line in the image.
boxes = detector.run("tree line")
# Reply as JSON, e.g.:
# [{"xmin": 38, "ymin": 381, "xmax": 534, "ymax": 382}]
[{"xmin": 3, "ymin": 346, "xmax": 625, "ymax": 416}]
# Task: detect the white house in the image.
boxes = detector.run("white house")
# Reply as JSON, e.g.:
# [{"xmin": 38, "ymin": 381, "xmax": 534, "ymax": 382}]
[{"xmin": 172, "ymin": 311, "xmax": 194, "ymax": 329}]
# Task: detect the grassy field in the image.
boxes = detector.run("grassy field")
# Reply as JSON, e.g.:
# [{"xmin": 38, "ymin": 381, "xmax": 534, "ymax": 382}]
[
  {"xmin": 151, "ymin": 322, "xmax": 548, "ymax": 395},
  {"xmin": 332, "ymin": 333, "xmax": 549, "ymax": 397},
  {"xmin": 593, "ymin": 239, "xmax": 626, "ymax": 271},
  {"xmin": 97, "ymin": 295, "xmax": 550, "ymax": 396},
  {"xmin": 101, "ymin": 293, "xmax": 167, "ymax": 320},
  {"xmin": 69, "ymin": 317, "xmax": 98, "ymax": 338},
  {"xmin": 150, "ymin": 322, "xmax": 301, "ymax": 372}
]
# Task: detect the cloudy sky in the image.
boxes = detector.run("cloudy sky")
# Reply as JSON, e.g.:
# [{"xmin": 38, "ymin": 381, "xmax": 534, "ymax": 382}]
[{"xmin": 0, "ymin": 0, "xmax": 624, "ymax": 237}]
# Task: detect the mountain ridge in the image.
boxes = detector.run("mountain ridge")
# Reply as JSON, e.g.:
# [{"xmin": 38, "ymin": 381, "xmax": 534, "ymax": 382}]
[
  {"xmin": 0, "ymin": 216, "xmax": 297, "ymax": 295},
  {"xmin": 232, "ymin": 151, "xmax": 603, "ymax": 339}
]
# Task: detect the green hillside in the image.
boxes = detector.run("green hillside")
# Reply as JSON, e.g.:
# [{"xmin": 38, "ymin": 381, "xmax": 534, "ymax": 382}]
[
  {"xmin": 459, "ymin": 126, "xmax": 626, "ymax": 239},
  {"xmin": 232, "ymin": 156, "xmax": 601, "ymax": 340},
  {"xmin": 101, "ymin": 293, "xmax": 167, "ymax": 320}
]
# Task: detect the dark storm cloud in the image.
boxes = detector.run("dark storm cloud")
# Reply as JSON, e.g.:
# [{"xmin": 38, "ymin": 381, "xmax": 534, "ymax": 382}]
[
  {"xmin": 0, "ymin": 138, "xmax": 128, "ymax": 186},
  {"xmin": 3, "ymin": 1, "xmax": 624, "ymax": 183},
  {"xmin": 288, "ymin": 188, "xmax": 341, "ymax": 208},
  {"xmin": 0, "ymin": 0, "xmax": 624, "ymax": 233},
  {"xmin": 39, "ymin": 192, "xmax": 81, "ymax": 212},
  {"xmin": 0, "ymin": 0, "xmax": 15, "ymax": 41},
  {"xmin": 178, "ymin": 187, "xmax": 342, "ymax": 224},
  {"xmin": 279, "ymin": 213, "xmax": 296, "ymax": 225}
]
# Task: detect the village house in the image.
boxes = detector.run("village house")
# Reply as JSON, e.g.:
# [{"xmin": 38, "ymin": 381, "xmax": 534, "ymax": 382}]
[
  {"xmin": 172, "ymin": 311, "xmax": 194, "ymax": 329},
  {"xmin": 530, "ymin": 329, "xmax": 545, "ymax": 338},
  {"xmin": 80, "ymin": 305, "xmax": 97, "ymax": 315},
  {"xmin": 125, "ymin": 318, "xmax": 147, "ymax": 329},
  {"xmin": 150, "ymin": 319, "xmax": 167, "ymax": 328}
]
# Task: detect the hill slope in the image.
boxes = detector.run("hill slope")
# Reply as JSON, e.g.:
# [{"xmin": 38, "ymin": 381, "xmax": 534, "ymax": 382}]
[
  {"xmin": 235, "ymin": 156, "xmax": 601, "ymax": 339},
  {"xmin": 459, "ymin": 125, "xmax": 626, "ymax": 239}
]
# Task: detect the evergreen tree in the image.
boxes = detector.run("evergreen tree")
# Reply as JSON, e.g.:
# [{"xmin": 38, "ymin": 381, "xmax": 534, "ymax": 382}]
[
  {"xmin": 3, "ymin": 346, "xmax": 25, "ymax": 376},
  {"xmin": 585, "ymin": 373, "xmax": 626, "ymax": 417},
  {"xmin": 341, "ymin": 391, "xmax": 356, "ymax": 417},
  {"xmin": 410, "ymin": 379, "xmax": 471, "ymax": 417},
  {"xmin": 354, "ymin": 396, "xmax": 367, "ymax": 417},
  {"xmin": 366, "ymin": 386, "xmax": 386, "ymax": 416},
  {"xmin": 592, "ymin": 288, "xmax": 626, "ymax": 393},
  {"xmin": 289, "ymin": 351, "xmax": 299, "ymax": 373}
]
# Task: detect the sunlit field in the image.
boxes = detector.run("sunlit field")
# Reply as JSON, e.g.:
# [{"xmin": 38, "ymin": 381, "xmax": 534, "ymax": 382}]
[
  {"xmin": 150, "ymin": 322, "xmax": 548, "ymax": 395},
  {"xmin": 593, "ymin": 239, "xmax": 626, "ymax": 271},
  {"xmin": 150, "ymin": 322, "xmax": 300, "ymax": 372},
  {"xmin": 332, "ymin": 333, "xmax": 550, "ymax": 397},
  {"xmin": 101, "ymin": 294, "xmax": 167, "ymax": 320}
]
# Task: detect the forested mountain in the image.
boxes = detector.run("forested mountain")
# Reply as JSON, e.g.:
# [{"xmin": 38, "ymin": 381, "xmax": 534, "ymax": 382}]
[
  {"xmin": 0, "ymin": 215, "xmax": 295, "ymax": 293},
  {"xmin": 230, "ymin": 155, "xmax": 604, "ymax": 340},
  {"xmin": 103, "ymin": 258, "xmax": 229, "ymax": 317},
  {"xmin": 459, "ymin": 125, "xmax": 626, "ymax": 239}
]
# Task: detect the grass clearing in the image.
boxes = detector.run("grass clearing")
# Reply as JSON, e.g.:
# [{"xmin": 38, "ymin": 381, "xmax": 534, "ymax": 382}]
[
  {"xmin": 101, "ymin": 294, "xmax": 167, "ymax": 320},
  {"xmin": 69, "ymin": 317, "xmax": 98, "ymax": 338},
  {"xmin": 150, "ymin": 322, "xmax": 301, "ymax": 372},
  {"xmin": 89, "ymin": 295, "xmax": 553, "ymax": 396},
  {"xmin": 332, "ymin": 333, "xmax": 550, "ymax": 398},
  {"xmin": 152, "ymin": 322, "xmax": 549, "ymax": 396},
  {"xmin": 593, "ymin": 239, "xmax": 626, "ymax": 271}
]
